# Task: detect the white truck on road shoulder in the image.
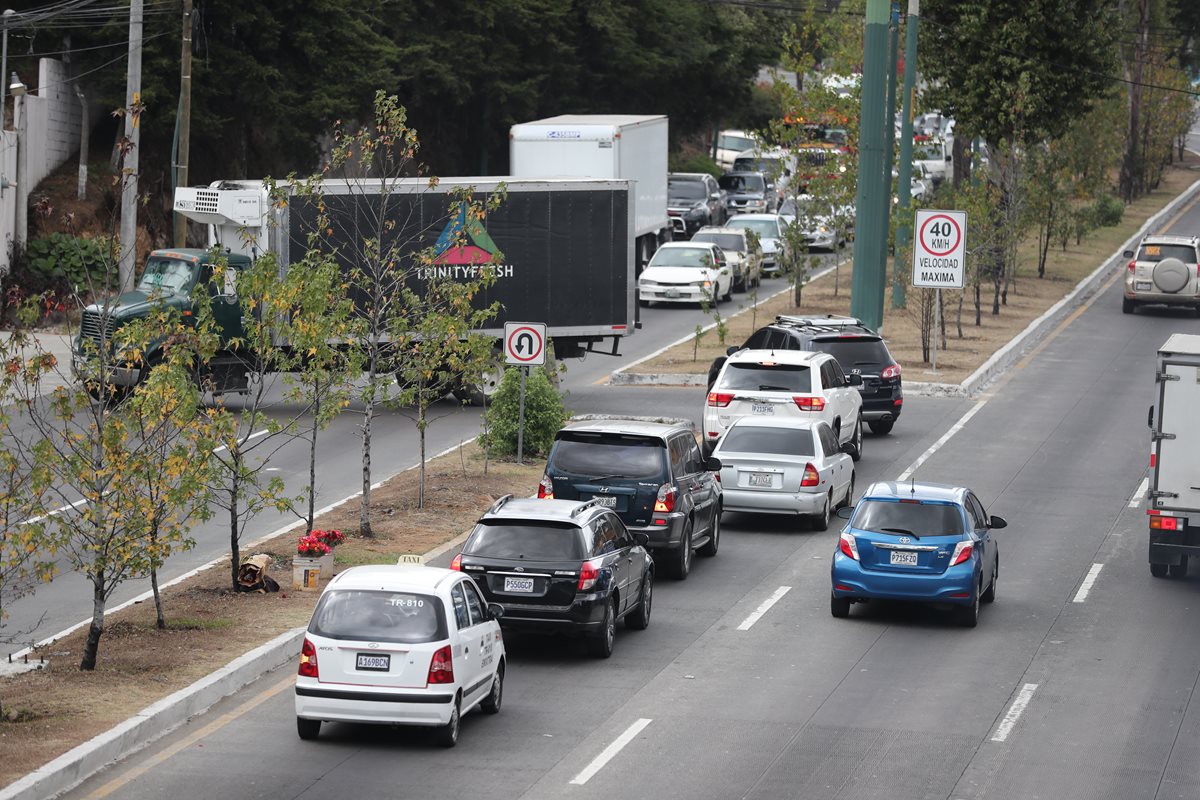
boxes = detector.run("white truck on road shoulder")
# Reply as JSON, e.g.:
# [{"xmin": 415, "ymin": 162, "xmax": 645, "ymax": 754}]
[{"xmin": 1148, "ymin": 333, "xmax": 1200, "ymax": 578}]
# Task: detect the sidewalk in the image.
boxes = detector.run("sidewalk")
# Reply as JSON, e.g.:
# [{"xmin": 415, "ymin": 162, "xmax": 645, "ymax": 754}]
[{"xmin": 1, "ymin": 329, "xmax": 76, "ymax": 399}]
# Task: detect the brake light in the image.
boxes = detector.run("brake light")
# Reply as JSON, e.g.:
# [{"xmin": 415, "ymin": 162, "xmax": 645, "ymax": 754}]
[
  {"xmin": 801, "ymin": 463, "xmax": 820, "ymax": 487},
  {"xmin": 838, "ymin": 532, "xmax": 859, "ymax": 561},
  {"xmin": 538, "ymin": 473, "xmax": 554, "ymax": 499},
  {"xmin": 1127, "ymin": 259, "xmax": 1136, "ymax": 273},
  {"xmin": 793, "ymin": 396, "xmax": 826, "ymax": 411},
  {"xmin": 1150, "ymin": 454, "xmax": 1156, "ymax": 468},
  {"xmin": 449, "ymin": 552, "xmax": 462, "ymax": 571},
  {"xmin": 655, "ymin": 484, "xmax": 678, "ymax": 513},
  {"xmin": 427, "ymin": 645, "xmax": 454, "ymax": 685},
  {"xmin": 298, "ymin": 637, "xmax": 319, "ymax": 679},
  {"xmin": 708, "ymin": 392, "xmax": 734, "ymax": 407},
  {"xmin": 578, "ymin": 558, "xmax": 601, "ymax": 590},
  {"xmin": 881, "ymin": 364, "xmax": 901, "ymax": 379},
  {"xmin": 1150, "ymin": 516, "xmax": 1180, "ymax": 531},
  {"xmin": 949, "ymin": 541, "xmax": 974, "ymax": 566}
]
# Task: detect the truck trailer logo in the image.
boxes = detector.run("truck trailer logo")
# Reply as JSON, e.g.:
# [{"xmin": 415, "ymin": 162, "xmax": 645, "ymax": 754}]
[{"xmin": 423, "ymin": 206, "xmax": 513, "ymax": 279}]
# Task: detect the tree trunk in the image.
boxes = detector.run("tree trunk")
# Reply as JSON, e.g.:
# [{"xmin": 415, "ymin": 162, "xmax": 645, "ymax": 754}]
[
  {"xmin": 955, "ymin": 290, "xmax": 964, "ymax": 339},
  {"xmin": 80, "ymin": 571, "xmax": 106, "ymax": 670},
  {"xmin": 307, "ymin": 380, "xmax": 320, "ymax": 534},
  {"xmin": 418, "ymin": 401, "xmax": 427, "ymax": 511},
  {"xmin": 974, "ymin": 281, "xmax": 981, "ymax": 326},
  {"xmin": 1037, "ymin": 196, "xmax": 1052, "ymax": 277},
  {"xmin": 229, "ymin": 467, "xmax": 241, "ymax": 592},
  {"xmin": 938, "ymin": 291, "xmax": 947, "ymax": 350},
  {"xmin": 360, "ymin": 393, "xmax": 374, "ymax": 537},
  {"xmin": 1119, "ymin": 0, "xmax": 1150, "ymax": 201}
]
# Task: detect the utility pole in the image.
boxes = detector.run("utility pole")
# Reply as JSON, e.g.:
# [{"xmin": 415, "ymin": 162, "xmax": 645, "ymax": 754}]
[
  {"xmin": 880, "ymin": 3, "xmax": 899, "ymax": 321},
  {"xmin": 173, "ymin": 0, "xmax": 193, "ymax": 248},
  {"xmin": 118, "ymin": 0, "xmax": 143, "ymax": 294},
  {"xmin": 850, "ymin": 0, "xmax": 890, "ymax": 331},
  {"xmin": 892, "ymin": 0, "xmax": 919, "ymax": 309}
]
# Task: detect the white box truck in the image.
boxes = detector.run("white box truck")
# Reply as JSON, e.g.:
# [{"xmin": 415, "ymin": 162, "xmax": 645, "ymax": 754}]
[
  {"xmin": 510, "ymin": 114, "xmax": 670, "ymax": 270},
  {"xmin": 1147, "ymin": 333, "xmax": 1200, "ymax": 578}
]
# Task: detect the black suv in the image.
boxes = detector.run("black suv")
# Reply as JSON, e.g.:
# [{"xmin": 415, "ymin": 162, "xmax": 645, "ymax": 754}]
[
  {"xmin": 708, "ymin": 315, "xmax": 903, "ymax": 435},
  {"xmin": 454, "ymin": 497, "xmax": 653, "ymax": 658},
  {"xmin": 538, "ymin": 420, "xmax": 722, "ymax": 580},
  {"xmin": 668, "ymin": 173, "xmax": 726, "ymax": 237}
]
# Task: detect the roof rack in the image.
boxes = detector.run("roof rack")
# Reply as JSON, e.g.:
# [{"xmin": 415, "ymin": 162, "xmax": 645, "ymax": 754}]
[
  {"xmin": 488, "ymin": 494, "xmax": 513, "ymax": 514},
  {"xmin": 569, "ymin": 499, "xmax": 606, "ymax": 518},
  {"xmin": 775, "ymin": 314, "xmax": 863, "ymax": 328}
]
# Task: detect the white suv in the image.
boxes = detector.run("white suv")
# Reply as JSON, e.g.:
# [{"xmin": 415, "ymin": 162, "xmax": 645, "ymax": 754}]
[
  {"xmin": 703, "ymin": 349, "xmax": 864, "ymax": 460},
  {"xmin": 1123, "ymin": 235, "xmax": 1200, "ymax": 315}
]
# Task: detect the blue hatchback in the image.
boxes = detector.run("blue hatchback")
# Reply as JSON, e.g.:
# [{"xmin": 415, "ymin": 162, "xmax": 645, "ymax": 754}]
[{"xmin": 830, "ymin": 481, "xmax": 1007, "ymax": 627}]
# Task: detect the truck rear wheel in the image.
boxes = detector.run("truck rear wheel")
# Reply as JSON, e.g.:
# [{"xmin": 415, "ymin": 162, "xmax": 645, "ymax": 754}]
[
  {"xmin": 1150, "ymin": 562, "xmax": 1168, "ymax": 578},
  {"xmin": 453, "ymin": 356, "xmax": 506, "ymax": 406}
]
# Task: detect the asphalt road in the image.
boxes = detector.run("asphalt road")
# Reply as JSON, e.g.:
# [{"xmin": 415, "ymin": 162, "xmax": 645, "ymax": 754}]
[
  {"xmin": 54, "ymin": 189, "xmax": 1200, "ymax": 799},
  {"xmin": 1, "ymin": 254, "xmax": 843, "ymax": 659}
]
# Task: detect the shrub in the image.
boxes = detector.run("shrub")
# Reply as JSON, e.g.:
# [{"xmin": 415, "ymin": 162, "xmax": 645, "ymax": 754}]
[
  {"xmin": 1087, "ymin": 194, "xmax": 1124, "ymax": 228},
  {"xmin": 670, "ymin": 152, "xmax": 723, "ymax": 178},
  {"xmin": 24, "ymin": 233, "xmax": 116, "ymax": 296},
  {"xmin": 482, "ymin": 367, "xmax": 567, "ymax": 458}
]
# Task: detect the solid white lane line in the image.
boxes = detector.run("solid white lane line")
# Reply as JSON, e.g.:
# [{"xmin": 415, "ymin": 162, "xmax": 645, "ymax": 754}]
[
  {"xmin": 22, "ymin": 497, "xmax": 90, "ymax": 526},
  {"xmin": 1129, "ymin": 477, "xmax": 1148, "ymax": 508},
  {"xmin": 896, "ymin": 398, "xmax": 988, "ymax": 482},
  {"xmin": 736, "ymin": 585, "xmax": 792, "ymax": 631},
  {"xmin": 991, "ymin": 683, "xmax": 1038, "ymax": 742},
  {"xmin": 211, "ymin": 428, "xmax": 269, "ymax": 455},
  {"xmin": 569, "ymin": 718, "xmax": 653, "ymax": 785},
  {"xmin": 1072, "ymin": 563, "xmax": 1104, "ymax": 604}
]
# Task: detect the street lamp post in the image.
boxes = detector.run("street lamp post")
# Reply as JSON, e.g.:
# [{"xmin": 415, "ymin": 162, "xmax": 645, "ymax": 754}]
[{"xmin": 1, "ymin": 9, "xmax": 16, "ymax": 123}]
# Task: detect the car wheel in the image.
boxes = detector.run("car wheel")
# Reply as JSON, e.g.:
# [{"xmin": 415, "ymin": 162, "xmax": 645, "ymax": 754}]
[
  {"xmin": 639, "ymin": 299, "xmax": 651, "ymax": 308},
  {"xmin": 625, "ymin": 572, "xmax": 653, "ymax": 630},
  {"xmin": 956, "ymin": 590, "xmax": 980, "ymax": 628},
  {"xmin": 849, "ymin": 417, "xmax": 864, "ymax": 462},
  {"xmin": 589, "ymin": 597, "xmax": 616, "ymax": 658},
  {"xmin": 296, "ymin": 717, "xmax": 321, "ymax": 741},
  {"xmin": 1151, "ymin": 562, "xmax": 1169, "ymax": 578},
  {"xmin": 811, "ymin": 492, "xmax": 832, "ymax": 531},
  {"xmin": 721, "ymin": 280, "xmax": 733, "ymax": 303},
  {"xmin": 869, "ymin": 419, "xmax": 894, "ymax": 435},
  {"xmin": 831, "ymin": 593, "xmax": 851, "ymax": 618},
  {"xmin": 435, "ymin": 699, "xmax": 460, "ymax": 747},
  {"xmin": 1170, "ymin": 556, "xmax": 1188, "ymax": 579},
  {"xmin": 698, "ymin": 507, "xmax": 720, "ymax": 557},
  {"xmin": 981, "ymin": 558, "xmax": 997, "ymax": 603},
  {"xmin": 1122, "ymin": 297, "xmax": 1136, "ymax": 314},
  {"xmin": 839, "ymin": 473, "xmax": 855, "ymax": 509},
  {"xmin": 671, "ymin": 521, "xmax": 694, "ymax": 580},
  {"xmin": 481, "ymin": 663, "xmax": 504, "ymax": 714}
]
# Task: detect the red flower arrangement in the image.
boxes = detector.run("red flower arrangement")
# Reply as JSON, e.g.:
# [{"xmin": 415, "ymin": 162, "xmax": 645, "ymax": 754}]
[
  {"xmin": 314, "ymin": 529, "xmax": 345, "ymax": 547},
  {"xmin": 296, "ymin": 534, "xmax": 331, "ymax": 557}
]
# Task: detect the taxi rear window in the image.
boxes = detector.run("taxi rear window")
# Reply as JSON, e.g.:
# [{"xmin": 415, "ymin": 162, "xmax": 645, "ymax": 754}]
[
  {"xmin": 1138, "ymin": 244, "xmax": 1197, "ymax": 263},
  {"xmin": 309, "ymin": 590, "xmax": 448, "ymax": 644}
]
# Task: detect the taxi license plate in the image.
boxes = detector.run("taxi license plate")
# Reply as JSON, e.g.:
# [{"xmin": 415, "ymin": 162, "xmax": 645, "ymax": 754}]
[
  {"xmin": 356, "ymin": 653, "xmax": 390, "ymax": 671},
  {"xmin": 504, "ymin": 576, "xmax": 535, "ymax": 593},
  {"xmin": 752, "ymin": 403, "xmax": 774, "ymax": 415},
  {"xmin": 664, "ymin": 288, "xmax": 681, "ymax": 299},
  {"xmin": 592, "ymin": 495, "xmax": 617, "ymax": 508},
  {"xmin": 889, "ymin": 551, "xmax": 919, "ymax": 566},
  {"xmin": 1135, "ymin": 281, "xmax": 1152, "ymax": 291},
  {"xmin": 748, "ymin": 472, "xmax": 774, "ymax": 487}
]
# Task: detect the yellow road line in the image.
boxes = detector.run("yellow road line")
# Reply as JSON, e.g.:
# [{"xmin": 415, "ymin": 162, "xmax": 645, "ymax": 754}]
[{"xmin": 86, "ymin": 674, "xmax": 295, "ymax": 798}]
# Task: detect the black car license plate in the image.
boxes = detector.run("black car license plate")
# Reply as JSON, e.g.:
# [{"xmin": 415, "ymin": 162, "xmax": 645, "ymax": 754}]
[{"xmin": 356, "ymin": 653, "xmax": 390, "ymax": 671}]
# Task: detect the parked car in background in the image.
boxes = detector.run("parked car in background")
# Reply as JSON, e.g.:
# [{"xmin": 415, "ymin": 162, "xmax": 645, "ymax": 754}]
[
  {"xmin": 637, "ymin": 241, "xmax": 733, "ymax": 306},
  {"xmin": 913, "ymin": 138, "xmax": 949, "ymax": 187},
  {"xmin": 704, "ymin": 348, "xmax": 863, "ymax": 460},
  {"xmin": 718, "ymin": 171, "xmax": 779, "ymax": 216},
  {"xmin": 668, "ymin": 172, "xmax": 726, "ymax": 237},
  {"xmin": 538, "ymin": 420, "xmax": 722, "ymax": 580},
  {"xmin": 453, "ymin": 496, "xmax": 653, "ymax": 658},
  {"xmin": 714, "ymin": 417, "xmax": 855, "ymax": 531},
  {"xmin": 691, "ymin": 226, "xmax": 762, "ymax": 291},
  {"xmin": 726, "ymin": 213, "xmax": 790, "ymax": 275},
  {"xmin": 777, "ymin": 195, "xmax": 843, "ymax": 251},
  {"xmin": 831, "ymin": 481, "xmax": 1007, "ymax": 628},
  {"xmin": 1121, "ymin": 235, "xmax": 1200, "ymax": 315},
  {"xmin": 715, "ymin": 129, "xmax": 758, "ymax": 171},
  {"xmin": 294, "ymin": 563, "xmax": 505, "ymax": 747}
]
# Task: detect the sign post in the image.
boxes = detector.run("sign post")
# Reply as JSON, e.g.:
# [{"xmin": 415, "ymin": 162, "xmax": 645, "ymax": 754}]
[
  {"xmin": 504, "ymin": 322, "xmax": 548, "ymax": 464},
  {"xmin": 912, "ymin": 209, "xmax": 967, "ymax": 372}
]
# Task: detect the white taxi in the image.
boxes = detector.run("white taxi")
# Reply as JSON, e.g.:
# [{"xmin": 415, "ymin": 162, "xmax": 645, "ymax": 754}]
[
  {"xmin": 703, "ymin": 349, "xmax": 863, "ymax": 461},
  {"xmin": 295, "ymin": 563, "xmax": 506, "ymax": 747}
]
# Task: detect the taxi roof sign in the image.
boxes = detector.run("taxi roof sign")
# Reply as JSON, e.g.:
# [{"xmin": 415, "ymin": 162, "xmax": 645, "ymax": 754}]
[{"xmin": 396, "ymin": 554, "xmax": 425, "ymax": 566}]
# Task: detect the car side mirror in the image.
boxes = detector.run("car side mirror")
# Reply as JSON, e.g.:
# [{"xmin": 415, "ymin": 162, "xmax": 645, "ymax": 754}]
[
  {"xmin": 633, "ymin": 532, "xmax": 650, "ymax": 548},
  {"xmin": 487, "ymin": 603, "xmax": 505, "ymax": 620},
  {"xmin": 840, "ymin": 443, "xmax": 856, "ymax": 456},
  {"xmin": 835, "ymin": 506, "xmax": 854, "ymax": 519},
  {"xmin": 726, "ymin": 345, "xmax": 739, "ymax": 356},
  {"xmin": 1148, "ymin": 405, "xmax": 1154, "ymax": 429},
  {"xmin": 1123, "ymin": 249, "xmax": 1134, "ymax": 259},
  {"xmin": 711, "ymin": 192, "xmax": 721, "ymax": 200},
  {"xmin": 945, "ymin": 154, "xmax": 952, "ymax": 161},
  {"xmin": 705, "ymin": 456, "xmax": 722, "ymax": 472},
  {"xmin": 847, "ymin": 374, "xmax": 863, "ymax": 386},
  {"xmin": 988, "ymin": 516, "xmax": 1008, "ymax": 530}
]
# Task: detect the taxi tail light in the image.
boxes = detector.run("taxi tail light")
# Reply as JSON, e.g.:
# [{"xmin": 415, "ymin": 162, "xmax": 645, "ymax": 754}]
[
  {"xmin": 801, "ymin": 463, "xmax": 820, "ymax": 488},
  {"xmin": 537, "ymin": 473, "xmax": 554, "ymax": 499},
  {"xmin": 655, "ymin": 483, "xmax": 678, "ymax": 513},
  {"xmin": 427, "ymin": 645, "xmax": 454, "ymax": 685},
  {"xmin": 707, "ymin": 391, "xmax": 734, "ymax": 407},
  {"xmin": 1127, "ymin": 259, "xmax": 1136, "ymax": 273},
  {"xmin": 1150, "ymin": 516, "xmax": 1180, "ymax": 531},
  {"xmin": 838, "ymin": 532, "xmax": 859, "ymax": 561},
  {"xmin": 578, "ymin": 558, "xmax": 601, "ymax": 591},
  {"xmin": 449, "ymin": 552, "xmax": 462, "ymax": 571},
  {"xmin": 298, "ymin": 637, "xmax": 319, "ymax": 679},
  {"xmin": 881, "ymin": 364, "xmax": 901, "ymax": 379},
  {"xmin": 793, "ymin": 396, "xmax": 826, "ymax": 411},
  {"xmin": 949, "ymin": 541, "xmax": 974, "ymax": 566}
]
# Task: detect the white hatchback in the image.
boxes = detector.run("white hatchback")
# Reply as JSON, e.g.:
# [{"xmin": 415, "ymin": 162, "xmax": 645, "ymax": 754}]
[
  {"xmin": 703, "ymin": 349, "xmax": 863, "ymax": 461},
  {"xmin": 295, "ymin": 564, "xmax": 505, "ymax": 747},
  {"xmin": 638, "ymin": 242, "xmax": 733, "ymax": 306}
]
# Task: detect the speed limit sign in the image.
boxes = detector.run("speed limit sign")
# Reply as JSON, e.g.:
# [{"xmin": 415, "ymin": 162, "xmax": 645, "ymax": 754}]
[{"xmin": 912, "ymin": 209, "xmax": 967, "ymax": 289}]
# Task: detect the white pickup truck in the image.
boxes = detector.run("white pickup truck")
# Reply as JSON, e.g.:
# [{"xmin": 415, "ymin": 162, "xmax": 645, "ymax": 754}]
[{"xmin": 1147, "ymin": 333, "xmax": 1200, "ymax": 577}]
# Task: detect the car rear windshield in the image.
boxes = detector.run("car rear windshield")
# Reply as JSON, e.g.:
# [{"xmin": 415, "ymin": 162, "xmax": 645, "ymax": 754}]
[
  {"xmin": 649, "ymin": 247, "xmax": 714, "ymax": 269},
  {"xmin": 852, "ymin": 500, "xmax": 965, "ymax": 536},
  {"xmin": 719, "ymin": 363, "xmax": 811, "ymax": 393},
  {"xmin": 719, "ymin": 174, "xmax": 766, "ymax": 192},
  {"xmin": 733, "ymin": 157, "xmax": 783, "ymax": 175},
  {"xmin": 720, "ymin": 426, "xmax": 815, "ymax": 456},
  {"xmin": 692, "ymin": 232, "xmax": 746, "ymax": 252},
  {"xmin": 810, "ymin": 336, "xmax": 891, "ymax": 369},
  {"xmin": 463, "ymin": 521, "xmax": 586, "ymax": 560},
  {"xmin": 309, "ymin": 590, "xmax": 448, "ymax": 644},
  {"xmin": 550, "ymin": 433, "xmax": 667, "ymax": 480},
  {"xmin": 1137, "ymin": 244, "xmax": 1197, "ymax": 263},
  {"xmin": 729, "ymin": 219, "xmax": 779, "ymax": 239},
  {"xmin": 669, "ymin": 180, "xmax": 708, "ymax": 200},
  {"xmin": 718, "ymin": 134, "xmax": 756, "ymax": 152}
]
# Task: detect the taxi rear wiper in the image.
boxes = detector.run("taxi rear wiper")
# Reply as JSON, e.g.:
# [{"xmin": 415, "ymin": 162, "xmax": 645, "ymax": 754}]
[{"xmin": 880, "ymin": 527, "xmax": 918, "ymax": 538}]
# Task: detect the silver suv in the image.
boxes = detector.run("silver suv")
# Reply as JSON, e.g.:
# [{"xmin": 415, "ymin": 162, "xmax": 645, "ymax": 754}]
[{"xmin": 1122, "ymin": 235, "xmax": 1200, "ymax": 315}]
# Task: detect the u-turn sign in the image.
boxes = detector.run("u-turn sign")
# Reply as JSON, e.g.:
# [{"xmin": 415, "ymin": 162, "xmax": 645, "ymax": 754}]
[
  {"xmin": 504, "ymin": 322, "xmax": 547, "ymax": 366},
  {"xmin": 912, "ymin": 209, "xmax": 967, "ymax": 289}
]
